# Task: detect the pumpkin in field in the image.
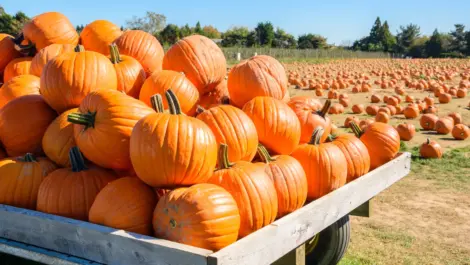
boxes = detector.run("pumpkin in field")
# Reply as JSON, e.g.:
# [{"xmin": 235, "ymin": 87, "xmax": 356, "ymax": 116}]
[
  {"xmin": 228, "ymin": 55, "xmax": 286, "ymax": 107},
  {"xmin": 40, "ymin": 45, "xmax": 118, "ymax": 113},
  {"xmin": 420, "ymin": 114, "xmax": 438, "ymax": 130},
  {"xmin": 37, "ymin": 147, "xmax": 116, "ymax": 220},
  {"xmin": 153, "ymin": 183, "xmax": 240, "ymax": 250},
  {"xmin": 68, "ymin": 89, "xmax": 154, "ymax": 170},
  {"xmin": 420, "ymin": 138, "xmax": 443, "ymax": 159},
  {"xmin": 329, "ymin": 103, "xmax": 344, "ymax": 114},
  {"xmin": 196, "ymin": 105, "xmax": 258, "ymax": 162},
  {"xmin": 375, "ymin": 112, "xmax": 390, "ymax": 123},
  {"xmin": 0, "ymin": 154, "xmax": 57, "ymax": 210},
  {"xmin": 291, "ymin": 127, "xmax": 347, "ymax": 200},
  {"xmin": 130, "ymin": 90, "xmax": 217, "ymax": 187},
  {"xmin": 447, "ymin": 112, "xmax": 462, "ymax": 125},
  {"xmin": 242, "ymin": 96, "xmax": 301, "ymax": 155},
  {"xmin": 452, "ymin": 124, "xmax": 470, "ymax": 140},
  {"xmin": 403, "ymin": 105, "xmax": 420, "ymax": 119},
  {"xmin": 351, "ymin": 122, "xmax": 400, "ymax": 169},
  {"xmin": 330, "ymin": 133, "xmax": 370, "ymax": 182},
  {"xmin": 30, "ymin": 44, "xmax": 75, "ymax": 77},
  {"xmin": 208, "ymin": 144, "xmax": 277, "ymax": 237},
  {"xmin": 289, "ymin": 98, "xmax": 331, "ymax": 144},
  {"xmin": 3, "ymin": 57, "xmax": 33, "ymax": 82},
  {"xmin": 42, "ymin": 108, "xmax": 77, "ymax": 167},
  {"xmin": 0, "ymin": 74, "xmax": 40, "ymax": 108},
  {"xmin": 352, "ymin": 104, "xmax": 365, "ymax": 114},
  {"xmin": 256, "ymin": 144, "xmax": 307, "ymax": 218},
  {"xmin": 89, "ymin": 177, "xmax": 157, "ymax": 235},
  {"xmin": 198, "ymin": 79, "xmax": 230, "ymax": 109},
  {"xmin": 344, "ymin": 116, "xmax": 360, "ymax": 128},
  {"xmin": 114, "ymin": 30, "xmax": 164, "ymax": 76},
  {"xmin": 80, "ymin": 20, "xmax": 122, "ymax": 55},
  {"xmin": 371, "ymin": 94, "xmax": 381, "ymax": 103},
  {"xmin": 438, "ymin": 93, "xmax": 451, "ymax": 103},
  {"xmin": 396, "ymin": 123, "xmax": 416, "ymax": 141},
  {"xmin": 366, "ymin": 105, "xmax": 379, "ymax": 115},
  {"xmin": 139, "ymin": 70, "xmax": 199, "ymax": 115},
  {"xmin": 0, "ymin": 34, "xmax": 21, "ymax": 74},
  {"xmin": 435, "ymin": 117, "xmax": 454, "ymax": 135},
  {"xmin": 0, "ymin": 95, "xmax": 57, "ymax": 156},
  {"xmin": 164, "ymin": 35, "xmax": 226, "ymax": 94},
  {"xmin": 359, "ymin": 119, "xmax": 374, "ymax": 130}
]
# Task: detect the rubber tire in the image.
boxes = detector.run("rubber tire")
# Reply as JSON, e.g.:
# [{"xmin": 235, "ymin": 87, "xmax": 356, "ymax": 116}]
[{"xmin": 305, "ymin": 215, "xmax": 351, "ymax": 265}]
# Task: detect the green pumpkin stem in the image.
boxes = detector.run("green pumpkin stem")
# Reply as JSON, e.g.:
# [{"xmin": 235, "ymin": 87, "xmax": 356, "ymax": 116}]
[
  {"xmin": 150, "ymin": 94, "xmax": 164, "ymax": 113},
  {"xmin": 326, "ymin": 134, "xmax": 337, "ymax": 143},
  {"xmin": 317, "ymin": 99, "xmax": 331, "ymax": 117},
  {"xmin": 67, "ymin": 112, "xmax": 96, "ymax": 129},
  {"xmin": 426, "ymin": 138, "xmax": 431, "ymax": 145},
  {"xmin": 20, "ymin": 153, "xmax": 37, "ymax": 162},
  {"xmin": 109, "ymin": 44, "xmax": 122, "ymax": 64},
  {"xmin": 217, "ymin": 143, "xmax": 233, "ymax": 169},
  {"xmin": 350, "ymin": 122, "xmax": 363, "ymax": 137},
  {"xmin": 257, "ymin": 144, "xmax": 275, "ymax": 163},
  {"xmin": 13, "ymin": 33, "xmax": 36, "ymax": 56},
  {"xmin": 165, "ymin": 89, "xmax": 182, "ymax": 115},
  {"xmin": 308, "ymin": 127, "xmax": 325, "ymax": 145},
  {"xmin": 69, "ymin": 147, "xmax": 88, "ymax": 172},
  {"xmin": 74, "ymin": 45, "xmax": 85, "ymax": 52}
]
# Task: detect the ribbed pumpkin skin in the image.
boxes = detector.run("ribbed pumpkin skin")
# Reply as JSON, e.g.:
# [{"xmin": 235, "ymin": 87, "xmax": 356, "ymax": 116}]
[
  {"xmin": 22, "ymin": 12, "xmax": 79, "ymax": 51},
  {"xmin": 80, "ymin": 20, "xmax": 122, "ymax": 55},
  {"xmin": 0, "ymin": 156, "xmax": 57, "ymax": 209},
  {"xmin": 228, "ymin": 55, "xmax": 287, "ymax": 108},
  {"xmin": 292, "ymin": 141, "xmax": 348, "ymax": 200},
  {"xmin": 139, "ymin": 70, "xmax": 199, "ymax": 115},
  {"xmin": 0, "ymin": 74, "xmax": 40, "ymax": 108},
  {"xmin": 288, "ymin": 97, "xmax": 330, "ymax": 143},
  {"xmin": 163, "ymin": 35, "xmax": 227, "ymax": 94},
  {"xmin": 199, "ymin": 80, "xmax": 230, "ymax": 109},
  {"xmin": 36, "ymin": 167, "xmax": 116, "ymax": 221},
  {"xmin": 420, "ymin": 114, "xmax": 438, "ymax": 130},
  {"xmin": 89, "ymin": 177, "xmax": 157, "ymax": 235},
  {"xmin": 30, "ymin": 44, "xmax": 75, "ymax": 77},
  {"xmin": 331, "ymin": 134, "xmax": 370, "ymax": 182},
  {"xmin": 197, "ymin": 105, "xmax": 258, "ymax": 162},
  {"xmin": 208, "ymin": 161, "xmax": 278, "ymax": 238},
  {"xmin": 153, "ymin": 184, "xmax": 240, "ymax": 251},
  {"xmin": 0, "ymin": 34, "xmax": 21, "ymax": 74},
  {"xmin": 0, "ymin": 95, "xmax": 57, "ymax": 156},
  {"xmin": 40, "ymin": 50, "xmax": 118, "ymax": 113},
  {"xmin": 4, "ymin": 57, "xmax": 33, "ymax": 82},
  {"xmin": 112, "ymin": 54, "xmax": 146, "ymax": 99},
  {"xmin": 242, "ymin": 97, "xmax": 301, "ymax": 155},
  {"xmin": 42, "ymin": 108, "xmax": 78, "ymax": 167},
  {"xmin": 72, "ymin": 90, "xmax": 154, "ymax": 170},
  {"xmin": 360, "ymin": 122, "xmax": 400, "ymax": 169},
  {"xmin": 114, "ymin": 30, "xmax": 164, "ymax": 76}
]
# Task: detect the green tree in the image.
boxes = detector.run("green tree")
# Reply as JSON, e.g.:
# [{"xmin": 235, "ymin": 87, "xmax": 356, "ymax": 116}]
[
  {"xmin": 408, "ymin": 36, "xmax": 429, "ymax": 58},
  {"xmin": 159, "ymin": 24, "xmax": 180, "ymax": 45},
  {"xmin": 125, "ymin": 11, "xmax": 166, "ymax": 35},
  {"xmin": 221, "ymin": 26, "xmax": 250, "ymax": 47},
  {"xmin": 194, "ymin": 21, "xmax": 203, "ymax": 34},
  {"xmin": 272, "ymin": 28, "xmax": 297, "ymax": 48},
  {"xmin": 298, "ymin": 34, "xmax": 327, "ymax": 49},
  {"xmin": 202, "ymin": 25, "xmax": 221, "ymax": 39},
  {"xmin": 396, "ymin": 24, "xmax": 421, "ymax": 54},
  {"xmin": 254, "ymin": 22, "xmax": 275, "ymax": 47},
  {"xmin": 426, "ymin": 29, "xmax": 443, "ymax": 57},
  {"xmin": 0, "ymin": 8, "xmax": 29, "ymax": 36},
  {"xmin": 380, "ymin": 21, "xmax": 396, "ymax": 52},
  {"xmin": 450, "ymin": 24, "xmax": 466, "ymax": 54},
  {"xmin": 369, "ymin": 17, "xmax": 382, "ymax": 45},
  {"xmin": 179, "ymin": 24, "xmax": 192, "ymax": 38},
  {"xmin": 75, "ymin": 25, "xmax": 85, "ymax": 34}
]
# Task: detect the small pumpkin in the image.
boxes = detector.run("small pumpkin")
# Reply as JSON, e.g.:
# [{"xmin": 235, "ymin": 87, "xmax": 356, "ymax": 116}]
[
  {"xmin": 396, "ymin": 123, "xmax": 416, "ymax": 141},
  {"xmin": 366, "ymin": 105, "xmax": 379, "ymax": 115},
  {"xmin": 371, "ymin": 94, "xmax": 381, "ymax": 103},
  {"xmin": 80, "ymin": 20, "xmax": 122, "ymax": 55},
  {"xmin": 330, "ymin": 133, "xmax": 370, "ymax": 182},
  {"xmin": 0, "ymin": 34, "xmax": 21, "ymax": 74},
  {"xmin": 447, "ymin": 112, "xmax": 462, "ymax": 125},
  {"xmin": 451, "ymin": 124, "xmax": 470, "ymax": 140},
  {"xmin": 359, "ymin": 119, "xmax": 374, "ymax": 130},
  {"xmin": 435, "ymin": 117, "xmax": 454, "ymax": 135},
  {"xmin": 329, "ymin": 103, "xmax": 344, "ymax": 114},
  {"xmin": 352, "ymin": 104, "xmax": 364, "ymax": 114},
  {"xmin": 344, "ymin": 116, "xmax": 360, "ymax": 128},
  {"xmin": 375, "ymin": 112, "xmax": 390, "ymax": 123},
  {"xmin": 0, "ymin": 74, "xmax": 40, "ymax": 108},
  {"xmin": 288, "ymin": 97, "xmax": 329, "ymax": 144},
  {"xmin": 438, "ymin": 93, "xmax": 451, "ymax": 104},
  {"xmin": 30, "ymin": 44, "xmax": 75, "ymax": 77},
  {"xmin": 4, "ymin": 57, "xmax": 33, "ymax": 82},
  {"xmin": 386, "ymin": 105, "xmax": 397, "ymax": 116},
  {"xmin": 420, "ymin": 114, "xmax": 438, "ymax": 130},
  {"xmin": 420, "ymin": 138, "xmax": 443, "ymax": 159},
  {"xmin": 403, "ymin": 105, "xmax": 420, "ymax": 119}
]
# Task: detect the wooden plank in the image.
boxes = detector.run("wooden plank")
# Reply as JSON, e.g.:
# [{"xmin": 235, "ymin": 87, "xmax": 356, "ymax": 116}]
[
  {"xmin": 209, "ymin": 152, "xmax": 411, "ymax": 265},
  {"xmin": 272, "ymin": 244, "xmax": 305, "ymax": 265},
  {"xmin": 350, "ymin": 200, "xmax": 371, "ymax": 217},
  {"xmin": 0, "ymin": 205, "xmax": 212, "ymax": 265}
]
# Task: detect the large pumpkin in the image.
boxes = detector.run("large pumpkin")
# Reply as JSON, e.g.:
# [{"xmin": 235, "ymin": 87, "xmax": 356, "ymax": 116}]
[
  {"xmin": 208, "ymin": 144, "xmax": 277, "ymax": 237},
  {"xmin": 256, "ymin": 144, "xmax": 307, "ymax": 218},
  {"xmin": 114, "ymin": 30, "xmax": 164, "ymax": 76},
  {"xmin": 228, "ymin": 55, "xmax": 287, "ymax": 108},
  {"xmin": 330, "ymin": 133, "xmax": 370, "ymax": 182},
  {"xmin": 80, "ymin": 20, "xmax": 122, "ymax": 55},
  {"xmin": 199, "ymin": 79, "xmax": 230, "ymax": 109},
  {"xmin": 42, "ymin": 108, "xmax": 78, "ymax": 167},
  {"xmin": 0, "ymin": 34, "xmax": 21, "ymax": 75},
  {"xmin": 0, "ymin": 74, "xmax": 40, "ymax": 108},
  {"xmin": 89, "ymin": 177, "xmax": 157, "ymax": 235},
  {"xmin": 242, "ymin": 96, "xmax": 301, "ymax": 155},
  {"xmin": 4, "ymin": 57, "xmax": 33, "ymax": 82},
  {"xmin": 292, "ymin": 128, "xmax": 347, "ymax": 200},
  {"xmin": 139, "ymin": 70, "xmax": 199, "ymax": 116},
  {"xmin": 40, "ymin": 45, "xmax": 118, "ymax": 113},
  {"xmin": 130, "ymin": 90, "xmax": 217, "ymax": 188},
  {"xmin": 0, "ymin": 95, "xmax": 57, "ymax": 156},
  {"xmin": 153, "ymin": 183, "xmax": 240, "ymax": 250},
  {"xmin": 68, "ymin": 90, "xmax": 154, "ymax": 170},
  {"xmin": 36, "ymin": 147, "xmax": 116, "ymax": 220},
  {"xmin": 163, "ymin": 35, "xmax": 226, "ymax": 94},
  {"xmin": 30, "ymin": 43, "xmax": 75, "ymax": 77},
  {"xmin": 196, "ymin": 105, "xmax": 258, "ymax": 162},
  {"xmin": 0, "ymin": 153, "xmax": 57, "ymax": 210},
  {"xmin": 289, "ymin": 98, "xmax": 332, "ymax": 143}
]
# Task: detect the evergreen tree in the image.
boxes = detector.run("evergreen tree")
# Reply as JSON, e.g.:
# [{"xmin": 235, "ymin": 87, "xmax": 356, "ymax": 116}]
[
  {"xmin": 194, "ymin": 21, "xmax": 203, "ymax": 34},
  {"xmin": 369, "ymin": 17, "xmax": 382, "ymax": 45},
  {"xmin": 380, "ymin": 21, "xmax": 397, "ymax": 52},
  {"xmin": 426, "ymin": 29, "xmax": 443, "ymax": 57}
]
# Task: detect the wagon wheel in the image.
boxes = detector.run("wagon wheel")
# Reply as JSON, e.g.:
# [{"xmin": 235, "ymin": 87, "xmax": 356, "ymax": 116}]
[{"xmin": 305, "ymin": 215, "xmax": 351, "ymax": 265}]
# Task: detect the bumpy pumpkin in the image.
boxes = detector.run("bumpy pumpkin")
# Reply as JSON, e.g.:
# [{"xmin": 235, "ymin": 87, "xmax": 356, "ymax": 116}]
[
  {"xmin": 80, "ymin": 20, "xmax": 122, "ymax": 55},
  {"xmin": 153, "ymin": 183, "xmax": 240, "ymax": 250},
  {"xmin": 4, "ymin": 57, "xmax": 33, "ymax": 82},
  {"xmin": 0, "ymin": 154, "xmax": 57, "ymax": 209},
  {"xmin": 40, "ymin": 45, "xmax": 118, "ymax": 113},
  {"xmin": 196, "ymin": 104, "xmax": 258, "ymax": 162},
  {"xmin": 68, "ymin": 89, "xmax": 154, "ymax": 170},
  {"xmin": 30, "ymin": 44, "xmax": 75, "ymax": 77},
  {"xmin": 0, "ymin": 95, "xmax": 57, "ymax": 156},
  {"xmin": 36, "ymin": 147, "xmax": 116, "ymax": 220},
  {"xmin": 330, "ymin": 133, "xmax": 370, "ymax": 182},
  {"xmin": 242, "ymin": 96, "xmax": 301, "ymax": 155},
  {"xmin": 420, "ymin": 138, "xmax": 443, "ymax": 159},
  {"xmin": 0, "ymin": 74, "xmax": 40, "ymax": 108},
  {"xmin": 208, "ymin": 144, "xmax": 277, "ymax": 237},
  {"xmin": 396, "ymin": 123, "xmax": 416, "ymax": 141},
  {"xmin": 89, "ymin": 177, "xmax": 157, "ymax": 235},
  {"xmin": 0, "ymin": 34, "xmax": 20, "ymax": 74}
]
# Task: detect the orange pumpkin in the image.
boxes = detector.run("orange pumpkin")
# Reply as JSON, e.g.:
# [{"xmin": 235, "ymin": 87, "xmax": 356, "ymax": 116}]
[
  {"xmin": 452, "ymin": 124, "xmax": 470, "ymax": 140},
  {"xmin": 80, "ymin": 20, "xmax": 122, "ymax": 55},
  {"xmin": 344, "ymin": 116, "xmax": 360, "ymax": 128},
  {"xmin": 371, "ymin": 94, "xmax": 381, "ymax": 103},
  {"xmin": 366, "ymin": 105, "xmax": 379, "ymax": 115},
  {"xmin": 30, "ymin": 43, "xmax": 75, "ymax": 77},
  {"xmin": 396, "ymin": 123, "xmax": 415, "ymax": 141},
  {"xmin": 447, "ymin": 112, "xmax": 462, "ymax": 125},
  {"xmin": 403, "ymin": 105, "xmax": 420, "ymax": 119},
  {"xmin": 352, "ymin": 104, "xmax": 365, "ymax": 114},
  {"xmin": 0, "ymin": 34, "xmax": 21, "ymax": 74},
  {"xmin": 438, "ymin": 93, "xmax": 451, "ymax": 103},
  {"xmin": 375, "ymin": 112, "xmax": 390, "ymax": 123},
  {"xmin": 0, "ymin": 74, "xmax": 40, "ymax": 108},
  {"xmin": 420, "ymin": 138, "xmax": 443, "ymax": 159},
  {"xmin": 330, "ymin": 133, "xmax": 370, "ymax": 182},
  {"xmin": 435, "ymin": 117, "xmax": 454, "ymax": 135},
  {"xmin": 4, "ymin": 57, "xmax": 33, "ymax": 82},
  {"xmin": 420, "ymin": 114, "xmax": 438, "ymax": 130},
  {"xmin": 457, "ymin": 88, "xmax": 467, "ymax": 98}
]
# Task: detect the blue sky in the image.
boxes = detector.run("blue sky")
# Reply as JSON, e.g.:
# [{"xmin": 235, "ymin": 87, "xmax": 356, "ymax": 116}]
[{"xmin": 2, "ymin": 0, "xmax": 470, "ymax": 44}]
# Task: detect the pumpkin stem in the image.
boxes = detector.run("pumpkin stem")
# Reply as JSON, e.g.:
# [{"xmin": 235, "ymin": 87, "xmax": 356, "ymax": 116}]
[
  {"xmin": 317, "ymin": 99, "xmax": 331, "ymax": 118},
  {"xmin": 20, "ymin": 153, "xmax": 37, "ymax": 162},
  {"xmin": 221, "ymin": 96, "xmax": 230, "ymax": 105},
  {"xmin": 165, "ymin": 89, "xmax": 182, "ymax": 115},
  {"xmin": 426, "ymin": 138, "xmax": 431, "ymax": 145},
  {"xmin": 109, "ymin": 44, "xmax": 122, "ymax": 64},
  {"xmin": 217, "ymin": 143, "xmax": 233, "ymax": 169},
  {"xmin": 257, "ymin": 144, "xmax": 275, "ymax": 163},
  {"xmin": 326, "ymin": 134, "xmax": 337, "ymax": 142},
  {"xmin": 74, "ymin": 45, "xmax": 85, "ymax": 52},
  {"xmin": 13, "ymin": 33, "xmax": 36, "ymax": 56},
  {"xmin": 350, "ymin": 122, "xmax": 364, "ymax": 137},
  {"xmin": 67, "ymin": 112, "xmax": 96, "ymax": 129},
  {"xmin": 69, "ymin": 147, "xmax": 88, "ymax": 172},
  {"xmin": 196, "ymin": 105, "xmax": 206, "ymax": 115},
  {"xmin": 150, "ymin": 94, "xmax": 164, "ymax": 113},
  {"xmin": 308, "ymin": 127, "xmax": 325, "ymax": 145}
]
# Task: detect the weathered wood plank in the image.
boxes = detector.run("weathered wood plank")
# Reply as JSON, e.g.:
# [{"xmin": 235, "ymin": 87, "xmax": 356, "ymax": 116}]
[
  {"xmin": 0, "ymin": 205, "xmax": 212, "ymax": 265},
  {"xmin": 209, "ymin": 153, "xmax": 411, "ymax": 265},
  {"xmin": 350, "ymin": 200, "xmax": 371, "ymax": 217},
  {"xmin": 272, "ymin": 244, "xmax": 305, "ymax": 265}
]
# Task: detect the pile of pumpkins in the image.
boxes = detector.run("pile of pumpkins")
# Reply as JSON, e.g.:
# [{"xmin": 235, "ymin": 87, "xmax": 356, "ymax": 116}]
[{"xmin": 0, "ymin": 11, "xmax": 410, "ymax": 251}]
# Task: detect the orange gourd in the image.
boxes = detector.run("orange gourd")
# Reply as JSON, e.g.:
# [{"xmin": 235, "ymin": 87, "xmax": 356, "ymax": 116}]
[
  {"xmin": 330, "ymin": 133, "xmax": 370, "ymax": 182},
  {"xmin": 396, "ymin": 123, "xmax": 416, "ymax": 141},
  {"xmin": 420, "ymin": 114, "xmax": 438, "ymax": 130},
  {"xmin": 352, "ymin": 104, "xmax": 364, "ymax": 114},
  {"xmin": 30, "ymin": 44, "xmax": 75, "ymax": 76},
  {"xmin": 403, "ymin": 105, "xmax": 420, "ymax": 119},
  {"xmin": 4, "ymin": 57, "xmax": 32, "ymax": 82},
  {"xmin": 447, "ymin": 112, "xmax": 462, "ymax": 125},
  {"xmin": 420, "ymin": 138, "xmax": 443, "ymax": 159},
  {"xmin": 0, "ymin": 74, "xmax": 40, "ymax": 108},
  {"xmin": 0, "ymin": 34, "xmax": 21, "ymax": 75},
  {"xmin": 452, "ymin": 124, "xmax": 470, "ymax": 140},
  {"xmin": 375, "ymin": 112, "xmax": 390, "ymax": 123},
  {"xmin": 288, "ymin": 97, "xmax": 330, "ymax": 144},
  {"xmin": 366, "ymin": 105, "xmax": 379, "ymax": 115},
  {"xmin": 435, "ymin": 117, "xmax": 454, "ymax": 135},
  {"xmin": 199, "ymin": 80, "xmax": 230, "ymax": 109},
  {"xmin": 80, "ymin": 20, "xmax": 122, "ymax": 55}
]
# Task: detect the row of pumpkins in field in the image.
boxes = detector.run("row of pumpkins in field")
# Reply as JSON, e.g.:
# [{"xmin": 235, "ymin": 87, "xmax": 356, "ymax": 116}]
[{"xmin": 0, "ymin": 11, "xmax": 415, "ymax": 251}]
